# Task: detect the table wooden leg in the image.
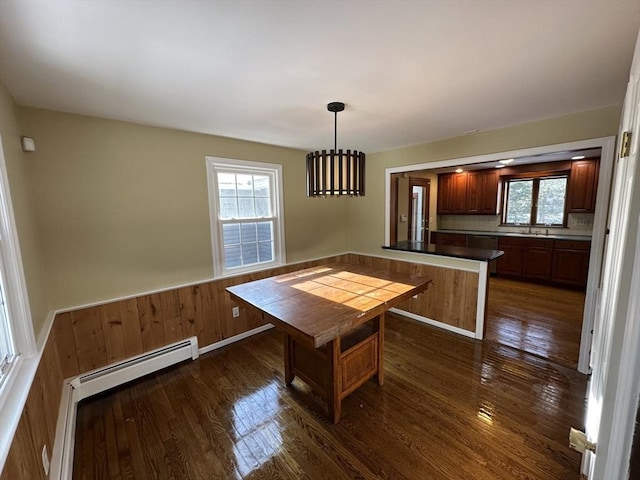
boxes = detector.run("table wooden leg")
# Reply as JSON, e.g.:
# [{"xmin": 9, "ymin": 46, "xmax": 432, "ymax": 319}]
[
  {"xmin": 376, "ymin": 313, "xmax": 385, "ymax": 386},
  {"xmin": 284, "ymin": 333, "xmax": 295, "ymax": 385},
  {"xmin": 327, "ymin": 337, "xmax": 342, "ymax": 424}
]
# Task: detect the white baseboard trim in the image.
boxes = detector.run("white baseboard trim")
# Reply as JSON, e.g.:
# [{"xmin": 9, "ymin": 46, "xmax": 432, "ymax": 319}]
[
  {"xmin": 390, "ymin": 308, "xmax": 476, "ymax": 339},
  {"xmin": 199, "ymin": 324, "xmax": 274, "ymax": 355},
  {"xmin": 49, "ymin": 323, "xmax": 272, "ymax": 480}
]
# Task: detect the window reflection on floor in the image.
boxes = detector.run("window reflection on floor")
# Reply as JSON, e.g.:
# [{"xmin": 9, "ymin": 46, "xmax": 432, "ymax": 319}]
[{"xmin": 231, "ymin": 381, "xmax": 283, "ymax": 476}]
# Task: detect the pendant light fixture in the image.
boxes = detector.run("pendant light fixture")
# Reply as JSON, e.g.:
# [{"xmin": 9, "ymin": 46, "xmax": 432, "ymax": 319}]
[{"xmin": 306, "ymin": 102, "xmax": 365, "ymax": 197}]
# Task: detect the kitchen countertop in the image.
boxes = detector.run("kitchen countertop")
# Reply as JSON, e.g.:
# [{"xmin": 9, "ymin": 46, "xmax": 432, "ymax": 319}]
[
  {"xmin": 433, "ymin": 229, "xmax": 592, "ymax": 241},
  {"xmin": 383, "ymin": 241, "xmax": 504, "ymax": 262}
]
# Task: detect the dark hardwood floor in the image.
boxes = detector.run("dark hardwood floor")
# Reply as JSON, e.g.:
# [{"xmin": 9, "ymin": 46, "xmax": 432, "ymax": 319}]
[
  {"xmin": 486, "ymin": 277, "xmax": 586, "ymax": 369},
  {"xmin": 74, "ymin": 314, "xmax": 587, "ymax": 480}
]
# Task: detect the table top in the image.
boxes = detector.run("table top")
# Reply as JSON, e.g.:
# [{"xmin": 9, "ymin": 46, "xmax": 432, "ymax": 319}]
[{"xmin": 227, "ymin": 262, "xmax": 431, "ymax": 348}]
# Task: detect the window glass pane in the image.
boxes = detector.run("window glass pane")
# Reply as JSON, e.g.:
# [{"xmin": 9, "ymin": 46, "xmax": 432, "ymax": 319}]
[
  {"xmin": 222, "ymin": 224, "xmax": 241, "ymax": 246},
  {"xmin": 240, "ymin": 223, "xmax": 257, "ymax": 243},
  {"xmin": 236, "ymin": 174, "xmax": 254, "ymax": 197},
  {"xmin": 253, "ymin": 175, "xmax": 270, "ymax": 197},
  {"xmin": 258, "ymin": 241, "xmax": 273, "ymax": 262},
  {"xmin": 257, "ymin": 222, "xmax": 272, "ymax": 242},
  {"xmin": 238, "ymin": 198, "xmax": 255, "ymax": 217},
  {"xmin": 506, "ymin": 180, "xmax": 533, "ymax": 224},
  {"xmin": 219, "ymin": 197, "xmax": 238, "ymax": 219},
  {"xmin": 537, "ymin": 177, "xmax": 567, "ymax": 225},
  {"xmin": 241, "ymin": 243, "xmax": 258, "ymax": 265},
  {"xmin": 255, "ymin": 197, "xmax": 271, "ymax": 217},
  {"xmin": 217, "ymin": 173, "xmax": 237, "ymax": 197},
  {"xmin": 224, "ymin": 245, "xmax": 242, "ymax": 268}
]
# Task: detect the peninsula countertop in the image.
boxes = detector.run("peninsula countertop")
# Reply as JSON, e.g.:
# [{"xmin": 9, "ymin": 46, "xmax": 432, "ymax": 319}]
[{"xmin": 382, "ymin": 241, "xmax": 504, "ymax": 262}]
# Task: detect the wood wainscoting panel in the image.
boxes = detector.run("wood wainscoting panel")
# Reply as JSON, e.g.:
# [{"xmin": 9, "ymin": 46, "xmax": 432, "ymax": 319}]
[{"xmin": 348, "ymin": 254, "xmax": 478, "ymax": 333}]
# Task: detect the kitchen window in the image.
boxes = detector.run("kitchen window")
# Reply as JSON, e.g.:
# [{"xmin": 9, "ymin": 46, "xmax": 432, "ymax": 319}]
[
  {"xmin": 206, "ymin": 157, "xmax": 285, "ymax": 277},
  {"xmin": 502, "ymin": 174, "xmax": 568, "ymax": 226}
]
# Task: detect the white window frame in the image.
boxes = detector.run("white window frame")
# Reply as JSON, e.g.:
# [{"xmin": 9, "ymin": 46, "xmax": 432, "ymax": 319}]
[
  {"xmin": 206, "ymin": 157, "xmax": 286, "ymax": 277},
  {"xmin": 0, "ymin": 133, "xmax": 37, "ymax": 472}
]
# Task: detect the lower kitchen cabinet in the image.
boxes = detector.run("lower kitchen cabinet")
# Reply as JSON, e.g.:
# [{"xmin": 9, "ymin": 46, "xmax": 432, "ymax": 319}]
[
  {"xmin": 430, "ymin": 231, "xmax": 467, "ymax": 247},
  {"xmin": 497, "ymin": 237, "xmax": 553, "ymax": 280},
  {"xmin": 497, "ymin": 236, "xmax": 589, "ymax": 286},
  {"xmin": 551, "ymin": 240, "xmax": 591, "ymax": 287}
]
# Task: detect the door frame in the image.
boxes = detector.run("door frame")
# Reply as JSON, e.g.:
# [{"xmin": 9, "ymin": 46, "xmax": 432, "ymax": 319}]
[
  {"xmin": 407, "ymin": 177, "xmax": 430, "ymax": 242},
  {"xmin": 384, "ymin": 135, "xmax": 616, "ymax": 374}
]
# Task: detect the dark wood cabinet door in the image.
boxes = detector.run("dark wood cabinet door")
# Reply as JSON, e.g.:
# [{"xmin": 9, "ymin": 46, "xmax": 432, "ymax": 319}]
[
  {"xmin": 437, "ymin": 173, "xmax": 454, "ymax": 214},
  {"xmin": 496, "ymin": 245, "xmax": 524, "ymax": 276},
  {"xmin": 466, "ymin": 171, "xmax": 483, "ymax": 213},
  {"xmin": 551, "ymin": 240, "xmax": 591, "ymax": 287},
  {"xmin": 451, "ymin": 173, "xmax": 467, "ymax": 213},
  {"xmin": 480, "ymin": 169, "xmax": 500, "ymax": 214},
  {"xmin": 430, "ymin": 232, "xmax": 467, "ymax": 247},
  {"xmin": 523, "ymin": 247, "xmax": 553, "ymax": 280},
  {"xmin": 567, "ymin": 159, "xmax": 599, "ymax": 213}
]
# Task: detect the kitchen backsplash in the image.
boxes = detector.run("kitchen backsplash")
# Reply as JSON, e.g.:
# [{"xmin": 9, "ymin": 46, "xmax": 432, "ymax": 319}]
[{"xmin": 438, "ymin": 213, "xmax": 594, "ymax": 236}]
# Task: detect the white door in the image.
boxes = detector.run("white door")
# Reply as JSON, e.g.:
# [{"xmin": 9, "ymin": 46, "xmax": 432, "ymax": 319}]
[{"xmin": 582, "ymin": 30, "xmax": 640, "ymax": 479}]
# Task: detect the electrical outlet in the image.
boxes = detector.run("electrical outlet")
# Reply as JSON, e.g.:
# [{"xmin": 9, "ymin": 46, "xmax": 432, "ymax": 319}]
[
  {"xmin": 41, "ymin": 444, "xmax": 50, "ymax": 476},
  {"xmin": 232, "ymin": 306, "xmax": 240, "ymax": 318}
]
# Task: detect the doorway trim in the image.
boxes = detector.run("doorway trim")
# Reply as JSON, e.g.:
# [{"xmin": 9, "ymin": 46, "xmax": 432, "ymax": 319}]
[{"xmin": 384, "ymin": 135, "xmax": 616, "ymax": 373}]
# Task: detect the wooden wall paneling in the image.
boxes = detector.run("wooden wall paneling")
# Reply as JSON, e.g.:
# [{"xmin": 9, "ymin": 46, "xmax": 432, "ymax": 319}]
[
  {"xmin": 99, "ymin": 298, "xmax": 144, "ymax": 364},
  {"xmin": 37, "ymin": 338, "xmax": 64, "ymax": 446},
  {"xmin": 137, "ymin": 293, "xmax": 166, "ymax": 351},
  {"xmin": 100, "ymin": 301, "xmax": 129, "ymax": 363},
  {"xmin": 52, "ymin": 312, "xmax": 80, "ymax": 378},
  {"xmin": 119, "ymin": 298, "xmax": 143, "ymax": 358},
  {"xmin": 71, "ymin": 306, "xmax": 108, "ymax": 372},
  {"xmin": 159, "ymin": 290, "xmax": 183, "ymax": 343},
  {"xmin": 178, "ymin": 285, "xmax": 205, "ymax": 342},
  {"xmin": 199, "ymin": 282, "xmax": 222, "ymax": 347},
  {"xmin": 0, "ymin": 412, "xmax": 46, "ymax": 480}
]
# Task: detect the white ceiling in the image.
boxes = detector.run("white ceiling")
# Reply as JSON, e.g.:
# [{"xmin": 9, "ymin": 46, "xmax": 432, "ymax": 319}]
[{"xmin": 0, "ymin": 1, "xmax": 638, "ymax": 153}]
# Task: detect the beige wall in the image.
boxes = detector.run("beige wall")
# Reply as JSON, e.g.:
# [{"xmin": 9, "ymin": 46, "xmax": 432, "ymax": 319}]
[
  {"xmin": 18, "ymin": 108, "xmax": 350, "ymax": 312},
  {"xmin": 0, "ymin": 84, "xmax": 49, "ymax": 336},
  {"xmin": 348, "ymin": 106, "xmax": 622, "ymax": 255}
]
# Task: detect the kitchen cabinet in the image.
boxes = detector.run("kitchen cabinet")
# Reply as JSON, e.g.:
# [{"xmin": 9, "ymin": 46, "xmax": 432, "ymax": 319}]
[
  {"xmin": 498, "ymin": 236, "xmax": 590, "ymax": 286},
  {"xmin": 522, "ymin": 239, "xmax": 554, "ymax": 280},
  {"xmin": 551, "ymin": 240, "xmax": 591, "ymax": 287},
  {"xmin": 566, "ymin": 159, "xmax": 599, "ymax": 213},
  {"xmin": 430, "ymin": 231, "xmax": 467, "ymax": 247},
  {"xmin": 467, "ymin": 169, "xmax": 500, "ymax": 214},
  {"xmin": 438, "ymin": 169, "xmax": 499, "ymax": 215},
  {"xmin": 437, "ymin": 172, "xmax": 467, "ymax": 214}
]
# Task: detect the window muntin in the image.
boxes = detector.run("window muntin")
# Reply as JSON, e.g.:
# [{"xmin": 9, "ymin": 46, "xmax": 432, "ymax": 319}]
[
  {"xmin": 207, "ymin": 158, "xmax": 285, "ymax": 276},
  {"xmin": 503, "ymin": 174, "xmax": 568, "ymax": 226}
]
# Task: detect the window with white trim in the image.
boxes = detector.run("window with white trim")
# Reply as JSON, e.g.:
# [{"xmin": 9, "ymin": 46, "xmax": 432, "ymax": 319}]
[
  {"xmin": 0, "ymin": 134, "xmax": 35, "ymax": 405},
  {"xmin": 206, "ymin": 157, "xmax": 285, "ymax": 276}
]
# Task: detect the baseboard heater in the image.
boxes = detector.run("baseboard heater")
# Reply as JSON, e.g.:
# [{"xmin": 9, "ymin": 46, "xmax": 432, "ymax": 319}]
[{"xmin": 70, "ymin": 337, "xmax": 199, "ymax": 401}]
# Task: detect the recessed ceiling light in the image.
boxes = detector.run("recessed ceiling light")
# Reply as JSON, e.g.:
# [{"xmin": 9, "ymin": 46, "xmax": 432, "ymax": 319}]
[
  {"xmin": 495, "ymin": 164, "xmax": 506, "ymax": 168},
  {"xmin": 571, "ymin": 155, "xmax": 586, "ymax": 160},
  {"xmin": 455, "ymin": 168, "xmax": 464, "ymax": 173},
  {"xmin": 499, "ymin": 159, "xmax": 514, "ymax": 165}
]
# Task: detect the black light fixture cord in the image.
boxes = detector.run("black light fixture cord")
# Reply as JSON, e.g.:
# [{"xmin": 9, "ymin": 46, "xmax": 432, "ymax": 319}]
[{"xmin": 334, "ymin": 111, "xmax": 338, "ymax": 152}]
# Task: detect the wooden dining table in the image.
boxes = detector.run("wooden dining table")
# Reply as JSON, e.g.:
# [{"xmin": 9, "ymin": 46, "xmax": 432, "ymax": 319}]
[{"xmin": 226, "ymin": 261, "xmax": 432, "ymax": 423}]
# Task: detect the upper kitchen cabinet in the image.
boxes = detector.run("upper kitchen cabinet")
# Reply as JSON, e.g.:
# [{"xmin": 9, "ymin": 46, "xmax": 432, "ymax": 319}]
[
  {"xmin": 467, "ymin": 169, "xmax": 499, "ymax": 214},
  {"xmin": 566, "ymin": 158, "xmax": 599, "ymax": 213},
  {"xmin": 437, "ymin": 172, "xmax": 467, "ymax": 214},
  {"xmin": 438, "ymin": 169, "xmax": 499, "ymax": 215}
]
